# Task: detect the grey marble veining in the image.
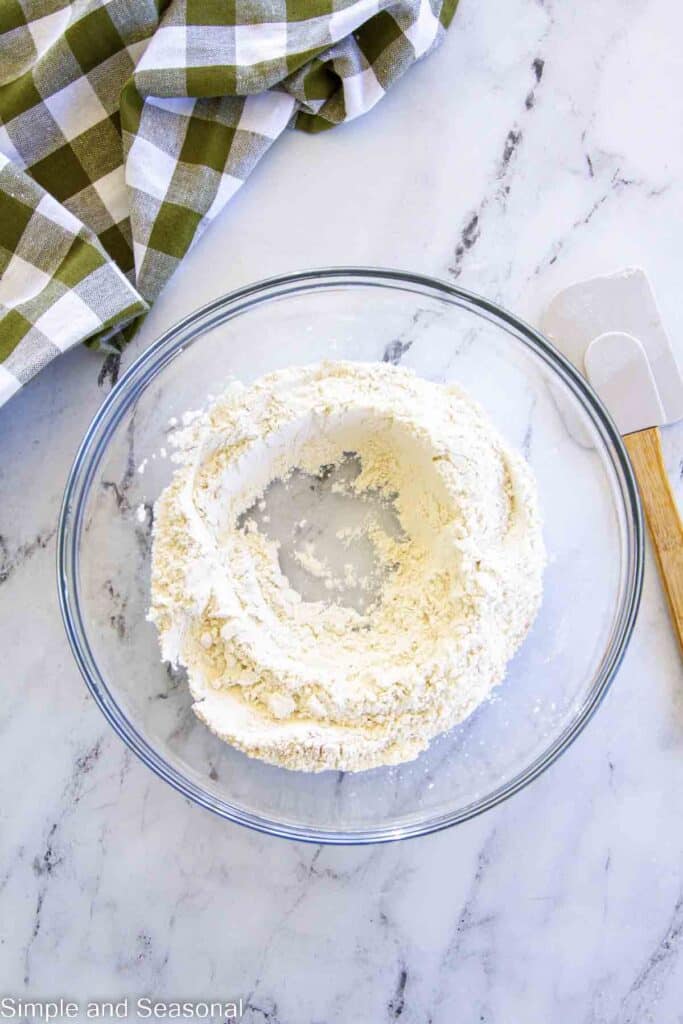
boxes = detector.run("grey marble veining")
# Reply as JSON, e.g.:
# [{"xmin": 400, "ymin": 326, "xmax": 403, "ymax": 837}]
[{"xmin": 1, "ymin": 0, "xmax": 683, "ymax": 1020}]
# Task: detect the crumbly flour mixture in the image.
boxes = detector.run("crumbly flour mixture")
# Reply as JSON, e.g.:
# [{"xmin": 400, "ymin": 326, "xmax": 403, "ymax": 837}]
[{"xmin": 149, "ymin": 361, "xmax": 545, "ymax": 772}]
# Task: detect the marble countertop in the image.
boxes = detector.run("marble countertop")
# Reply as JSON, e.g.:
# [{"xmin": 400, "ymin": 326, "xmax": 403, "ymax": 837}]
[{"xmin": 1, "ymin": 0, "xmax": 682, "ymax": 1019}]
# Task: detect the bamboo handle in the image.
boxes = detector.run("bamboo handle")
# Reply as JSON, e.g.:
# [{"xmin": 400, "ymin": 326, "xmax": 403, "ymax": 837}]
[{"xmin": 624, "ymin": 426, "xmax": 683, "ymax": 654}]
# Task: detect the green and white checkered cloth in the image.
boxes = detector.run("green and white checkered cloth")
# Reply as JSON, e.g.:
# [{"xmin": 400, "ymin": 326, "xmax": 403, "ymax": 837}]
[{"xmin": 0, "ymin": 0, "xmax": 457, "ymax": 406}]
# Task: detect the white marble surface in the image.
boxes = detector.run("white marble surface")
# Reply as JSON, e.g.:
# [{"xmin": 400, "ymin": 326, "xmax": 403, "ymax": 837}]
[{"xmin": 1, "ymin": 0, "xmax": 682, "ymax": 1019}]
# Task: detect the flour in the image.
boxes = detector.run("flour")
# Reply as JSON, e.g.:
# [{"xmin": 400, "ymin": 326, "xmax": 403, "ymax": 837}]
[
  {"xmin": 293, "ymin": 539, "xmax": 372, "ymax": 591},
  {"xmin": 148, "ymin": 361, "xmax": 545, "ymax": 773}
]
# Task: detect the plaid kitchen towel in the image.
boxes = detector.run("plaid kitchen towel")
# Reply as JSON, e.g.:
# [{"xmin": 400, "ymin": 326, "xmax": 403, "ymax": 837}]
[{"xmin": 0, "ymin": 0, "xmax": 457, "ymax": 407}]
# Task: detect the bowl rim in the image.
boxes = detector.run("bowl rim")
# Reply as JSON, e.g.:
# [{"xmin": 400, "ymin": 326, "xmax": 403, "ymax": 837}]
[{"xmin": 57, "ymin": 267, "xmax": 644, "ymax": 844}]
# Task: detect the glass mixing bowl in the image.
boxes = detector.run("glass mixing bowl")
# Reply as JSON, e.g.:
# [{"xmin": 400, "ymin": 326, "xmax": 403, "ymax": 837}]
[{"xmin": 58, "ymin": 269, "xmax": 643, "ymax": 844}]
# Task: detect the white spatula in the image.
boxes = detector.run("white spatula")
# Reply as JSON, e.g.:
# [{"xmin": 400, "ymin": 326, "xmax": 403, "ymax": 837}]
[{"xmin": 543, "ymin": 270, "xmax": 683, "ymax": 653}]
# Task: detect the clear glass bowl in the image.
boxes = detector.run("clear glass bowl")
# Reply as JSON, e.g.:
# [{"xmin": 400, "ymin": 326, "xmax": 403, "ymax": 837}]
[{"xmin": 58, "ymin": 269, "xmax": 643, "ymax": 844}]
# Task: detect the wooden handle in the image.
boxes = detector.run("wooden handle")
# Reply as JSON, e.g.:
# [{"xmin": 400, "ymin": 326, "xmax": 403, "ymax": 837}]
[{"xmin": 624, "ymin": 426, "xmax": 683, "ymax": 654}]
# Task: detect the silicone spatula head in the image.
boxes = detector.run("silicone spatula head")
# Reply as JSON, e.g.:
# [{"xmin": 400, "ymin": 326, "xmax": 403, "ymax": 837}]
[
  {"xmin": 541, "ymin": 268, "xmax": 683, "ymax": 439},
  {"xmin": 583, "ymin": 331, "xmax": 667, "ymax": 435}
]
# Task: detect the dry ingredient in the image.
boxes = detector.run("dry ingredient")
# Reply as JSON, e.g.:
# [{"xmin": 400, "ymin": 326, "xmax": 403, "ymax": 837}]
[{"xmin": 148, "ymin": 361, "xmax": 545, "ymax": 772}]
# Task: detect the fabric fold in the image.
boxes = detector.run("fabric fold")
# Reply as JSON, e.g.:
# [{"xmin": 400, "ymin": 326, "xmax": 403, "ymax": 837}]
[{"xmin": 0, "ymin": 153, "xmax": 146, "ymax": 405}]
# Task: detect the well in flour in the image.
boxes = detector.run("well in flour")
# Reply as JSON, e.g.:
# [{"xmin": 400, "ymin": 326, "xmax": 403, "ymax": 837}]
[{"xmin": 148, "ymin": 361, "xmax": 545, "ymax": 772}]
